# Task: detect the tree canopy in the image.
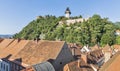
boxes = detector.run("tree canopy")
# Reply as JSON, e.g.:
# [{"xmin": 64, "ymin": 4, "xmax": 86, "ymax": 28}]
[{"xmin": 13, "ymin": 14, "xmax": 117, "ymax": 46}]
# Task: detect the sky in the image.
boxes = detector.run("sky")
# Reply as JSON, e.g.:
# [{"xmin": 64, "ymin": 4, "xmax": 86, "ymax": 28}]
[{"xmin": 0, "ymin": 0, "xmax": 120, "ymax": 34}]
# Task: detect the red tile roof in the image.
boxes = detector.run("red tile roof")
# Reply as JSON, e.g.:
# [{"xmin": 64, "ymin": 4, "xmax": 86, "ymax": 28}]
[
  {"xmin": 99, "ymin": 51, "xmax": 120, "ymax": 71},
  {"xmin": 91, "ymin": 44, "xmax": 99, "ymax": 51},
  {"xmin": 21, "ymin": 66, "xmax": 35, "ymax": 71},
  {"xmin": 68, "ymin": 43, "xmax": 82, "ymax": 56},
  {"xmin": 65, "ymin": 58, "xmax": 93, "ymax": 71},
  {"xmin": 0, "ymin": 38, "xmax": 4, "ymax": 43},
  {"xmin": 103, "ymin": 44, "xmax": 112, "ymax": 52},
  {"xmin": 0, "ymin": 39, "xmax": 29, "ymax": 58},
  {"xmin": 113, "ymin": 44, "xmax": 120, "ymax": 50},
  {"xmin": 0, "ymin": 39, "xmax": 14, "ymax": 50},
  {"xmin": 21, "ymin": 67, "xmax": 35, "ymax": 71},
  {"xmin": 0, "ymin": 39, "xmax": 65, "ymax": 67}
]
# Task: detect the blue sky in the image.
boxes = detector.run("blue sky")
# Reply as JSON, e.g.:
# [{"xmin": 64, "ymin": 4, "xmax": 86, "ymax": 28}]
[{"xmin": 0, "ymin": 0, "xmax": 120, "ymax": 34}]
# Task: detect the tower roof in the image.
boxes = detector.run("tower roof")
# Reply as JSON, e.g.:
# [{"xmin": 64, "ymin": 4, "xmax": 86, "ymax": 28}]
[{"xmin": 65, "ymin": 7, "xmax": 71, "ymax": 14}]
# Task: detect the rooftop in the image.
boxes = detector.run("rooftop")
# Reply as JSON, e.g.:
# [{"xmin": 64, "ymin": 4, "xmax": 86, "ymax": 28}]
[
  {"xmin": 99, "ymin": 51, "xmax": 120, "ymax": 71},
  {"xmin": 21, "ymin": 62, "xmax": 55, "ymax": 71},
  {"xmin": 65, "ymin": 58, "xmax": 93, "ymax": 71},
  {"xmin": 102, "ymin": 44, "xmax": 112, "ymax": 52},
  {"xmin": 0, "ymin": 39, "xmax": 65, "ymax": 66},
  {"xmin": 91, "ymin": 44, "xmax": 100, "ymax": 51},
  {"xmin": 65, "ymin": 7, "xmax": 71, "ymax": 14}
]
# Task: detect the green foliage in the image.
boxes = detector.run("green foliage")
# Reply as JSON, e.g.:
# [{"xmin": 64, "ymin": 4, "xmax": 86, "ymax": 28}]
[
  {"xmin": 116, "ymin": 36, "xmax": 120, "ymax": 44},
  {"xmin": 114, "ymin": 22, "xmax": 120, "ymax": 29},
  {"xmin": 101, "ymin": 33, "xmax": 115, "ymax": 46},
  {"xmin": 13, "ymin": 14, "xmax": 116, "ymax": 46}
]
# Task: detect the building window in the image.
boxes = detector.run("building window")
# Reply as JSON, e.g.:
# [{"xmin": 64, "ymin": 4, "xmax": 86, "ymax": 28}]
[
  {"xmin": 1, "ymin": 63, "xmax": 3, "ymax": 68},
  {"xmin": 4, "ymin": 64, "xmax": 5, "ymax": 70},
  {"xmin": 20, "ymin": 66, "xmax": 22, "ymax": 70},
  {"xmin": 16, "ymin": 65, "xmax": 19, "ymax": 70},
  {"xmin": 0, "ymin": 63, "xmax": 2, "ymax": 68},
  {"xmin": 60, "ymin": 62, "xmax": 62, "ymax": 64},
  {"xmin": 6, "ymin": 66, "xmax": 8, "ymax": 71}
]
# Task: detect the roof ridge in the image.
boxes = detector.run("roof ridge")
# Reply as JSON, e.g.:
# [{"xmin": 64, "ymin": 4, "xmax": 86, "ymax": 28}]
[{"xmin": 100, "ymin": 51, "xmax": 120, "ymax": 71}]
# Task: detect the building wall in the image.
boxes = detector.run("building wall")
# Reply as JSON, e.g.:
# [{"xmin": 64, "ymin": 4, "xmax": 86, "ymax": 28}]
[
  {"xmin": 59, "ymin": 18, "xmax": 89, "ymax": 25},
  {"xmin": 104, "ymin": 52, "xmax": 111, "ymax": 62},
  {"xmin": 0, "ymin": 59, "xmax": 25, "ymax": 71},
  {"xmin": 97, "ymin": 56, "xmax": 105, "ymax": 67},
  {"xmin": 0, "ymin": 59, "xmax": 10, "ymax": 71},
  {"xmin": 63, "ymin": 64, "xmax": 70, "ymax": 71},
  {"xmin": 115, "ymin": 32, "xmax": 120, "ymax": 36},
  {"xmin": 10, "ymin": 62, "xmax": 24, "ymax": 71},
  {"xmin": 65, "ymin": 13, "xmax": 70, "ymax": 18},
  {"xmin": 52, "ymin": 42, "xmax": 74, "ymax": 71}
]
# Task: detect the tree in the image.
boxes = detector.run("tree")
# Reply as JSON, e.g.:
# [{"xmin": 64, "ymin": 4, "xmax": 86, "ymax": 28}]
[
  {"xmin": 116, "ymin": 36, "xmax": 120, "ymax": 44},
  {"xmin": 101, "ymin": 33, "xmax": 115, "ymax": 46},
  {"xmin": 13, "ymin": 14, "xmax": 116, "ymax": 46}
]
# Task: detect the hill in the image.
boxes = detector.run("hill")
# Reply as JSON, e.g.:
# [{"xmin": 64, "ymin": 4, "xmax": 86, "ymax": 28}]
[
  {"xmin": 0, "ymin": 34, "xmax": 13, "ymax": 38},
  {"xmin": 13, "ymin": 14, "xmax": 116, "ymax": 46}
]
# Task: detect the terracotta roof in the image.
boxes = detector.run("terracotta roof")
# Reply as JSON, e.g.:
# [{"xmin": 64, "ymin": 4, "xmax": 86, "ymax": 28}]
[
  {"xmin": 69, "ymin": 47, "xmax": 82, "ymax": 56},
  {"xmin": 68, "ymin": 61, "xmax": 81, "ymax": 71},
  {"xmin": 0, "ymin": 38, "xmax": 4, "ymax": 43},
  {"xmin": 21, "ymin": 66, "xmax": 35, "ymax": 71},
  {"xmin": 0, "ymin": 39, "xmax": 14, "ymax": 50},
  {"xmin": 0, "ymin": 39, "xmax": 29, "ymax": 58},
  {"xmin": 87, "ymin": 49, "xmax": 104, "ymax": 64},
  {"xmin": 68, "ymin": 43, "xmax": 82, "ymax": 59},
  {"xmin": 90, "ymin": 49, "xmax": 103, "ymax": 58},
  {"xmin": 0, "ymin": 39, "xmax": 65, "ymax": 67},
  {"xmin": 11, "ymin": 40, "xmax": 65, "ymax": 65},
  {"xmin": 99, "ymin": 51, "xmax": 120, "ymax": 71},
  {"xmin": 68, "ymin": 43, "xmax": 82, "ymax": 49},
  {"xmin": 66, "ymin": 58, "xmax": 93, "ymax": 71},
  {"xmin": 113, "ymin": 44, "xmax": 120, "ymax": 50},
  {"xmin": 91, "ymin": 44, "xmax": 99, "ymax": 51},
  {"xmin": 103, "ymin": 44, "xmax": 112, "ymax": 52}
]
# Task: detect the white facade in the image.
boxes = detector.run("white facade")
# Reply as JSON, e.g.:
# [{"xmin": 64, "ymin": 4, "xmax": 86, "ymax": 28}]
[
  {"xmin": 115, "ymin": 30, "xmax": 120, "ymax": 36},
  {"xmin": 66, "ymin": 18, "xmax": 88, "ymax": 25},
  {"xmin": 65, "ymin": 13, "xmax": 70, "ymax": 18},
  {"xmin": 59, "ymin": 18, "xmax": 89, "ymax": 25},
  {"xmin": 104, "ymin": 52, "xmax": 111, "ymax": 62},
  {"xmin": 0, "ymin": 59, "xmax": 10, "ymax": 71},
  {"xmin": 115, "ymin": 32, "xmax": 120, "ymax": 36},
  {"xmin": 81, "ymin": 46, "xmax": 90, "ymax": 53}
]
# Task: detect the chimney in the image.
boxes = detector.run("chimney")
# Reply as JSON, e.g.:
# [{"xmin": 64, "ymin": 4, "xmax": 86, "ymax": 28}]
[
  {"xmin": 77, "ymin": 59, "xmax": 80, "ymax": 67},
  {"xmin": 36, "ymin": 39, "xmax": 38, "ymax": 43},
  {"xmin": 72, "ymin": 47, "xmax": 75, "ymax": 56},
  {"xmin": 81, "ymin": 54, "xmax": 87, "ymax": 63},
  {"xmin": 17, "ymin": 38, "xmax": 21, "ymax": 42},
  {"xmin": 34, "ymin": 38, "xmax": 39, "ymax": 44},
  {"xmin": 74, "ymin": 43, "xmax": 76, "ymax": 46}
]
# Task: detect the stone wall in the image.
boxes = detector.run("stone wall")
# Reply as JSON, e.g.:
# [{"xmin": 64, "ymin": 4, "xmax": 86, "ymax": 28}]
[
  {"xmin": 59, "ymin": 18, "xmax": 89, "ymax": 25},
  {"xmin": 52, "ymin": 42, "xmax": 74, "ymax": 71}
]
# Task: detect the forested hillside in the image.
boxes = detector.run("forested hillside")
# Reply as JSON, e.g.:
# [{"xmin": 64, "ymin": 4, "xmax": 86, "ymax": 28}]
[{"xmin": 13, "ymin": 14, "xmax": 117, "ymax": 46}]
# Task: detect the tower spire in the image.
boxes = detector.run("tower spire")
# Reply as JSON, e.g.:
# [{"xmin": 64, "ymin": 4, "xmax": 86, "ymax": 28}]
[{"xmin": 65, "ymin": 7, "xmax": 71, "ymax": 18}]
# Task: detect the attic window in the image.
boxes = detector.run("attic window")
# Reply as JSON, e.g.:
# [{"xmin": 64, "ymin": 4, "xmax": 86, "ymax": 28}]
[{"xmin": 60, "ymin": 62, "xmax": 62, "ymax": 64}]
